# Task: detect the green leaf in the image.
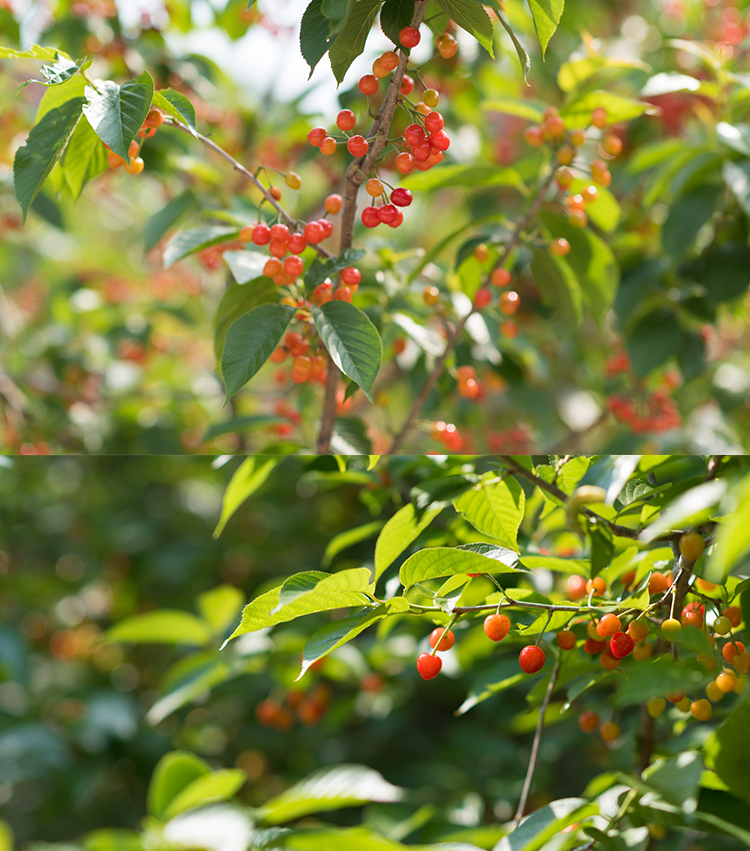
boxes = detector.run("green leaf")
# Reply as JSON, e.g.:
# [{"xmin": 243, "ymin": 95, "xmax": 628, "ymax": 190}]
[
  {"xmin": 274, "ymin": 568, "xmax": 372, "ymax": 614},
  {"xmin": 18, "ymin": 57, "xmax": 82, "ymax": 92},
  {"xmin": 402, "ymin": 164, "xmax": 524, "ymax": 192},
  {"xmin": 300, "ymin": 0, "xmax": 333, "ymax": 76},
  {"xmin": 530, "ymin": 247, "xmax": 583, "ymax": 329},
  {"xmin": 568, "ymin": 176, "xmax": 620, "ymax": 233},
  {"xmin": 299, "ymin": 605, "xmax": 389, "ymax": 677},
  {"xmin": 330, "ymin": 416, "xmax": 373, "ymax": 455},
  {"xmin": 677, "ymin": 330, "xmax": 706, "ymax": 381},
  {"xmin": 60, "ymin": 115, "xmax": 108, "ymax": 200},
  {"xmin": 221, "ymin": 304, "xmax": 296, "ymax": 400},
  {"xmin": 36, "ymin": 74, "xmax": 87, "ymax": 122},
  {"xmin": 399, "ymin": 545, "xmax": 522, "ymax": 588},
  {"xmin": 203, "ymin": 415, "xmax": 287, "ymax": 442},
  {"xmin": 106, "ymin": 611, "xmax": 213, "ymax": 646},
  {"xmin": 256, "ymin": 765, "xmax": 402, "ymax": 825},
  {"xmin": 225, "ymin": 572, "xmax": 374, "ymax": 641},
  {"xmin": 662, "ymin": 184, "xmax": 722, "ymax": 257},
  {"xmin": 497, "ymin": 8, "xmax": 530, "ymax": 82},
  {"xmin": 374, "ymin": 503, "xmax": 444, "ymax": 580},
  {"xmin": 708, "ymin": 701, "xmax": 750, "ymax": 804},
  {"xmin": 527, "ymin": 0, "xmax": 564, "ymax": 57},
  {"xmin": 706, "ymin": 472, "xmax": 750, "ymax": 582},
  {"xmin": 481, "ymin": 98, "xmax": 544, "ymax": 121},
  {"xmin": 147, "ymin": 655, "xmax": 233, "ymax": 725},
  {"xmin": 379, "ymin": 0, "xmax": 415, "ymax": 47},
  {"xmin": 614, "ymin": 656, "xmax": 708, "ymax": 707},
  {"xmin": 722, "ymin": 160, "xmax": 750, "ymax": 217},
  {"xmin": 13, "ymin": 97, "xmax": 83, "ymax": 223},
  {"xmin": 495, "ymin": 799, "xmax": 598, "ymax": 851},
  {"xmin": 643, "ymin": 752, "xmax": 703, "ymax": 812},
  {"xmin": 214, "ymin": 278, "xmax": 278, "ymax": 367},
  {"xmin": 147, "ymin": 751, "xmax": 211, "ymax": 820},
  {"xmin": 304, "ymin": 248, "xmax": 365, "ymax": 295},
  {"xmin": 436, "ymin": 0, "xmax": 494, "ymax": 55},
  {"xmin": 152, "ymin": 89, "xmax": 197, "ymax": 132},
  {"xmin": 589, "ymin": 525, "xmax": 614, "ymax": 576},
  {"xmin": 222, "ymin": 249, "xmax": 268, "ymax": 284},
  {"xmin": 164, "ymin": 226, "xmax": 240, "ymax": 268},
  {"xmin": 626, "ymin": 308, "xmax": 683, "ymax": 378},
  {"xmin": 0, "ymin": 44, "xmax": 71, "ymax": 60},
  {"xmin": 716, "ymin": 121, "xmax": 750, "ymax": 157},
  {"xmin": 561, "ymin": 91, "xmax": 652, "ymax": 127},
  {"xmin": 322, "ymin": 520, "xmax": 385, "ymax": 567},
  {"xmin": 196, "ymin": 585, "xmax": 245, "ymax": 634},
  {"xmin": 453, "ymin": 472, "xmax": 525, "ymax": 550},
  {"xmin": 311, "ymin": 302, "xmax": 382, "ymax": 402},
  {"xmin": 143, "ymin": 191, "xmax": 197, "ymax": 253},
  {"xmin": 329, "ymin": 0, "xmax": 384, "ymax": 85},
  {"xmin": 163, "ymin": 769, "xmax": 246, "ymax": 820},
  {"xmin": 458, "ymin": 658, "xmax": 527, "ymax": 715},
  {"xmin": 557, "ymin": 55, "xmax": 650, "ymax": 92},
  {"xmin": 82, "ymin": 72, "xmax": 154, "ymax": 160},
  {"xmin": 213, "ymin": 457, "xmax": 281, "ymax": 538}
]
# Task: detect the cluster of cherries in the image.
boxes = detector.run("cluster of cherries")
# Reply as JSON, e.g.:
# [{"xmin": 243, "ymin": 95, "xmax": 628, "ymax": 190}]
[
  {"xmin": 608, "ymin": 391, "xmax": 681, "ymax": 434},
  {"xmin": 105, "ymin": 106, "xmax": 164, "ymax": 174},
  {"xmin": 430, "ymin": 421, "xmax": 465, "ymax": 451},
  {"xmin": 256, "ymin": 679, "xmax": 331, "ymax": 731}
]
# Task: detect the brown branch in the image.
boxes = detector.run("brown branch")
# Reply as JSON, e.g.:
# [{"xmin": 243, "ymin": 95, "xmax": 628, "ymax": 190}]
[
  {"xmin": 513, "ymin": 656, "xmax": 561, "ymax": 827},
  {"xmin": 387, "ymin": 166, "xmax": 560, "ymax": 454},
  {"xmin": 316, "ymin": 0, "xmax": 430, "ymax": 454}
]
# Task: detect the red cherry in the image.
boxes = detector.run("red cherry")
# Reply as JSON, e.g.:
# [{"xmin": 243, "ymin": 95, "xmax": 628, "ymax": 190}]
[
  {"xmin": 269, "ymin": 239, "xmax": 288, "ymax": 258},
  {"xmin": 556, "ymin": 630, "xmax": 576, "ymax": 650},
  {"xmin": 417, "ymin": 653, "xmax": 442, "ymax": 680},
  {"xmin": 283, "ymin": 255, "xmax": 304, "ymax": 278},
  {"xmin": 519, "ymin": 645, "xmax": 546, "ymax": 674},
  {"xmin": 388, "ymin": 210, "xmax": 404, "ymax": 228},
  {"xmin": 358, "ymin": 75, "xmax": 379, "ymax": 96},
  {"xmin": 269, "ymin": 223, "xmax": 289, "ymax": 242},
  {"xmin": 288, "ymin": 233, "xmax": 307, "ymax": 254},
  {"xmin": 362, "ymin": 206, "xmax": 380, "ymax": 228},
  {"xmin": 400, "ymin": 75, "xmax": 414, "ymax": 96},
  {"xmin": 399, "ymin": 25, "xmax": 421, "ymax": 48},
  {"xmin": 412, "ymin": 142, "xmax": 431, "ymax": 162},
  {"xmin": 304, "ymin": 221, "xmax": 326, "ymax": 244},
  {"xmin": 334, "ymin": 286, "xmax": 352, "ymax": 302},
  {"xmin": 583, "ymin": 637, "xmax": 606, "ymax": 653},
  {"xmin": 378, "ymin": 204, "xmax": 398, "ymax": 224},
  {"xmin": 609, "ymin": 632, "xmax": 635, "ymax": 659},
  {"xmin": 428, "ymin": 130, "xmax": 450, "ymax": 151},
  {"xmin": 341, "ymin": 267, "xmax": 361, "ymax": 287},
  {"xmin": 396, "ymin": 152, "xmax": 414, "ymax": 174},
  {"xmin": 424, "ymin": 112, "xmax": 444, "ymax": 134},
  {"xmin": 284, "ymin": 332, "xmax": 308, "ymax": 357},
  {"xmin": 597, "ymin": 613, "xmax": 621, "ymax": 638},
  {"xmin": 319, "ymin": 218, "xmax": 334, "ymax": 239},
  {"xmin": 251, "ymin": 223, "xmax": 271, "ymax": 245},
  {"xmin": 336, "ymin": 109, "xmax": 356, "ymax": 131},
  {"xmin": 473, "ymin": 287, "xmax": 492, "ymax": 309},
  {"xmin": 566, "ymin": 575, "xmax": 587, "ymax": 599},
  {"xmin": 347, "ymin": 135, "xmax": 369, "ymax": 157},
  {"xmin": 429, "ymin": 628, "xmax": 455, "ymax": 651},
  {"xmin": 391, "ymin": 187, "xmax": 413, "ymax": 207},
  {"xmin": 404, "ymin": 124, "xmax": 426, "ymax": 146},
  {"xmin": 307, "ymin": 126, "xmax": 327, "ymax": 147},
  {"xmin": 483, "ymin": 614, "xmax": 511, "ymax": 642}
]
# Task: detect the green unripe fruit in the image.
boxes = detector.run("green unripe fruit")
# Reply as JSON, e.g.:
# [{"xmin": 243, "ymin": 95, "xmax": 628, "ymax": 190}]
[{"xmin": 662, "ymin": 618, "xmax": 682, "ymax": 636}]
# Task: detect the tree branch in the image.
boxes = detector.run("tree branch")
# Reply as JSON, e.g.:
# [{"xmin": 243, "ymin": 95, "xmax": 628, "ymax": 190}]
[{"xmin": 513, "ymin": 656, "xmax": 561, "ymax": 827}]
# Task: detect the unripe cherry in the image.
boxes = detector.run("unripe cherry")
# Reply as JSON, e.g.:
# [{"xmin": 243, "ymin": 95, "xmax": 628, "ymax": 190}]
[
  {"xmin": 602, "ymin": 134, "xmax": 622, "ymax": 156},
  {"xmin": 524, "ymin": 125, "xmax": 544, "ymax": 146},
  {"xmin": 600, "ymin": 720, "xmax": 620, "ymax": 742},
  {"xmin": 362, "ymin": 206, "xmax": 380, "ymax": 228},
  {"xmin": 423, "ymin": 285, "xmax": 440, "ymax": 305},
  {"xmin": 285, "ymin": 171, "xmax": 302, "ymax": 190},
  {"xmin": 556, "ymin": 168, "xmax": 574, "ymax": 189},
  {"xmin": 578, "ymin": 710, "xmax": 599, "ymax": 733},
  {"xmin": 551, "ymin": 237, "xmax": 570, "ymax": 257},
  {"xmin": 713, "ymin": 616, "xmax": 731, "ymax": 635},
  {"xmin": 284, "ymin": 332, "xmax": 308, "ymax": 357},
  {"xmin": 417, "ymin": 652, "xmax": 442, "ymax": 680},
  {"xmin": 722, "ymin": 606, "xmax": 741, "ymax": 627},
  {"xmin": 124, "ymin": 157, "xmax": 144, "ymax": 175},
  {"xmin": 609, "ymin": 632, "xmax": 635, "ymax": 658},
  {"xmin": 423, "ymin": 89, "xmax": 440, "ymax": 108},
  {"xmin": 581, "ymin": 185, "xmax": 598, "ymax": 204},
  {"xmin": 391, "ymin": 187, "xmax": 413, "ymax": 207},
  {"xmin": 723, "ymin": 641, "xmax": 745, "ymax": 664},
  {"xmin": 379, "ymin": 51, "xmax": 399, "ymax": 72},
  {"xmin": 143, "ymin": 107, "xmax": 164, "ymax": 128},
  {"xmin": 399, "ymin": 25, "xmax": 421, "ymax": 48},
  {"xmin": 556, "ymin": 144, "xmax": 575, "ymax": 165},
  {"xmin": 324, "ymin": 194, "xmax": 343, "ymax": 215},
  {"xmin": 519, "ymin": 645, "xmax": 546, "ymax": 674},
  {"xmin": 691, "ymin": 699, "xmax": 712, "ymax": 721},
  {"xmin": 366, "ymin": 178, "xmax": 384, "ymax": 196},
  {"xmin": 566, "ymin": 574, "xmax": 587, "ymax": 600},
  {"xmin": 336, "ymin": 109, "xmax": 356, "ymax": 131},
  {"xmin": 662, "ymin": 618, "xmax": 682, "ymax": 637},
  {"xmin": 647, "ymin": 697, "xmax": 666, "ymax": 717},
  {"xmin": 239, "ymin": 225, "xmax": 253, "ymax": 243},
  {"xmin": 359, "ymin": 74, "xmax": 379, "ymax": 95},
  {"xmin": 499, "ymin": 290, "xmax": 520, "ymax": 316},
  {"xmin": 372, "ymin": 56, "xmax": 389, "ymax": 78},
  {"xmin": 666, "ymin": 688, "xmax": 686, "ymax": 704},
  {"xmin": 291, "ymin": 355, "xmax": 312, "ymax": 382},
  {"xmin": 334, "ymin": 286, "xmax": 352, "ymax": 302},
  {"xmin": 628, "ymin": 621, "xmax": 648, "ymax": 643},
  {"xmin": 648, "ymin": 571, "xmax": 670, "ymax": 595},
  {"xmin": 590, "ymin": 106, "xmax": 608, "ymax": 128},
  {"xmin": 569, "ymin": 128, "xmax": 586, "ymax": 146},
  {"xmin": 597, "ymin": 613, "xmax": 621, "ymax": 637},
  {"xmin": 429, "ymin": 627, "xmax": 455, "ymax": 651},
  {"xmin": 600, "ymin": 647, "xmax": 620, "ymax": 670},
  {"xmin": 435, "ymin": 32, "xmax": 458, "ymax": 59},
  {"xmin": 716, "ymin": 671, "xmax": 737, "ymax": 693}
]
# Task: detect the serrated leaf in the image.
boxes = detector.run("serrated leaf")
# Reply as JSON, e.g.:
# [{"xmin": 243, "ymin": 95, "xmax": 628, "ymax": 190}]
[
  {"xmin": 300, "ymin": 0, "xmax": 333, "ymax": 76},
  {"xmin": 299, "ymin": 605, "xmax": 389, "ymax": 678},
  {"xmin": 436, "ymin": 0, "xmax": 494, "ymax": 56},
  {"xmin": 214, "ymin": 277, "xmax": 278, "ymax": 368},
  {"xmin": 399, "ymin": 546, "xmax": 523, "ymax": 588},
  {"xmin": 13, "ymin": 97, "xmax": 84, "ymax": 223},
  {"xmin": 83, "ymin": 72, "xmax": 154, "ymax": 160},
  {"xmin": 329, "ymin": 0, "xmax": 383, "ymax": 85},
  {"xmin": 18, "ymin": 57, "xmax": 82, "ymax": 92},
  {"xmin": 530, "ymin": 247, "xmax": 583, "ymax": 329},
  {"xmin": 221, "ymin": 304, "xmax": 296, "ymax": 400},
  {"xmin": 163, "ymin": 770, "xmax": 246, "ymax": 820},
  {"xmin": 107, "ymin": 611, "xmax": 213, "ymax": 646},
  {"xmin": 305, "ymin": 248, "xmax": 365, "ymax": 294},
  {"xmin": 374, "ymin": 503, "xmax": 444, "ymax": 580},
  {"xmin": 152, "ymin": 89, "xmax": 197, "ymax": 132},
  {"xmin": 527, "ymin": 0, "xmax": 564, "ymax": 57},
  {"xmin": 60, "ymin": 114, "xmax": 108, "ymax": 200},
  {"xmin": 214, "ymin": 457, "xmax": 281, "ymax": 538},
  {"xmin": 311, "ymin": 301, "xmax": 382, "ymax": 402},
  {"xmin": 380, "ymin": 0, "xmax": 415, "ymax": 46},
  {"xmin": 453, "ymin": 473, "xmax": 525, "ymax": 550}
]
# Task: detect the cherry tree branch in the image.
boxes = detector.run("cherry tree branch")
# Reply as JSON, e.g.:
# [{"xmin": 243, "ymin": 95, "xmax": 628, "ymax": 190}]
[
  {"xmin": 316, "ymin": 0, "xmax": 430, "ymax": 454},
  {"xmin": 387, "ymin": 167, "xmax": 560, "ymax": 454}
]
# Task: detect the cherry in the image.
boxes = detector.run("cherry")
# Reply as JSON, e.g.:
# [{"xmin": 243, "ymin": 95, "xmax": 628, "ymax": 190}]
[
  {"xmin": 602, "ymin": 134, "xmax": 622, "ymax": 156},
  {"xmin": 581, "ymin": 185, "xmax": 598, "ymax": 204},
  {"xmin": 597, "ymin": 613, "xmax": 621, "ymax": 638},
  {"xmin": 583, "ymin": 638, "xmax": 606, "ymax": 654},
  {"xmin": 291, "ymin": 355, "xmax": 312, "ymax": 383},
  {"xmin": 288, "ymin": 233, "xmax": 307, "ymax": 254},
  {"xmin": 628, "ymin": 621, "xmax": 648, "ymax": 643},
  {"xmin": 691, "ymin": 699, "xmax": 712, "ymax": 721},
  {"xmin": 143, "ymin": 107, "xmax": 164, "ymax": 129},
  {"xmin": 609, "ymin": 632, "xmax": 635, "ymax": 658},
  {"xmin": 310, "ymin": 282, "xmax": 333, "ymax": 305},
  {"xmin": 483, "ymin": 613, "xmax": 511, "ymax": 641},
  {"xmin": 391, "ymin": 187, "xmax": 413, "ymax": 207},
  {"xmin": 556, "ymin": 144, "xmax": 575, "ymax": 165},
  {"xmin": 361, "ymin": 206, "xmax": 380, "ymax": 228},
  {"xmin": 524, "ymin": 125, "xmax": 544, "ymax": 146},
  {"xmin": 556, "ymin": 630, "xmax": 576, "ymax": 650},
  {"xmin": 722, "ymin": 606, "xmax": 741, "ymax": 627},
  {"xmin": 544, "ymin": 115, "xmax": 566, "ymax": 140},
  {"xmin": 372, "ymin": 56, "xmax": 389, "ymax": 78},
  {"xmin": 423, "ymin": 285, "xmax": 440, "ymax": 305},
  {"xmin": 283, "ymin": 255, "xmax": 304, "ymax": 278},
  {"xmin": 499, "ymin": 291, "xmax": 520, "ymax": 316},
  {"xmin": 734, "ymin": 652, "xmax": 750, "ymax": 674},
  {"xmin": 400, "ymin": 75, "xmax": 414, "ymax": 96},
  {"xmin": 647, "ymin": 697, "xmax": 666, "ymax": 717},
  {"xmin": 428, "ymin": 130, "xmax": 450, "ymax": 151},
  {"xmin": 578, "ymin": 710, "xmax": 599, "ymax": 733},
  {"xmin": 334, "ymin": 286, "xmax": 352, "ymax": 302},
  {"xmin": 591, "ymin": 159, "xmax": 612, "ymax": 186},
  {"xmin": 662, "ymin": 618, "xmax": 682, "ymax": 636},
  {"xmin": 270, "ymin": 186, "xmax": 282, "ymax": 200},
  {"xmin": 722, "ymin": 641, "xmax": 745, "ymax": 664},
  {"xmin": 319, "ymin": 219, "xmax": 334, "ymax": 239},
  {"xmin": 551, "ymin": 237, "xmax": 570, "ymax": 257},
  {"xmin": 556, "ymin": 168, "xmax": 574, "ymax": 189},
  {"xmin": 396, "ymin": 152, "xmax": 414, "ymax": 173},
  {"xmin": 263, "ymin": 258, "xmax": 283, "ymax": 277},
  {"xmin": 320, "ymin": 136, "xmax": 337, "ymax": 155},
  {"xmin": 590, "ymin": 106, "xmax": 608, "ymax": 129},
  {"xmin": 128, "ymin": 140, "xmax": 140, "ymax": 158},
  {"xmin": 378, "ymin": 204, "xmax": 398, "ymax": 224},
  {"xmin": 269, "ymin": 240, "xmax": 288, "ymax": 258},
  {"xmin": 570, "ymin": 128, "xmax": 586, "ymax": 146},
  {"xmin": 124, "ymin": 157, "xmax": 144, "ymax": 175},
  {"xmin": 429, "ymin": 627, "xmax": 455, "ymax": 651},
  {"xmin": 359, "ymin": 75, "xmax": 379, "ymax": 95},
  {"xmin": 648, "ymin": 571, "xmax": 670, "ymax": 595},
  {"xmin": 270, "ymin": 347, "xmax": 287, "ymax": 363},
  {"xmin": 239, "ymin": 225, "xmax": 253, "ymax": 242},
  {"xmin": 399, "ymin": 25, "xmax": 421, "ymax": 48},
  {"xmin": 424, "ymin": 112, "xmax": 444, "ymax": 134},
  {"xmin": 519, "ymin": 645, "xmax": 546, "ymax": 674},
  {"xmin": 404, "ymin": 124, "xmax": 426, "ymax": 147},
  {"xmin": 666, "ymin": 689, "xmax": 686, "ymax": 704},
  {"xmin": 307, "ymin": 126, "xmax": 327, "ymax": 147},
  {"xmin": 284, "ymin": 332, "xmax": 308, "ymax": 357},
  {"xmin": 681, "ymin": 610, "xmax": 704, "ymax": 629},
  {"xmin": 304, "ymin": 221, "xmax": 326, "ymax": 244},
  {"xmin": 632, "ymin": 641, "xmax": 653, "ymax": 660},
  {"xmin": 341, "ymin": 267, "xmax": 361, "ymax": 287},
  {"xmin": 678, "ymin": 531, "xmax": 705, "ymax": 562},
  {"xmin": 347, "ymin": 135, "xmax": 369, "ymax": 157},
  {"xmin": 473, "ymin": 287, "xmax": 492, "ymax": 309},
  {"xmin": 491, "ymin": 267, "xmax": 512, "ymax": 287},
  {"xmin": 716, "ymin": 671, "xmax": 737, "ymax": 693},
  {"xmin": 435, "ymin": 32, "xmax": 458, "ymax": 59},
  {"xmin": 412, "ymin": 142, "xmax": 431, "ymax": 162},
  {"xmin": 337, "ymin": 109, "xmax": 356, "ymax": 131},
  {"xmin": 599, "ymin": 720, "xmax": 620, "ymax": 742},
  {"xmin": 269, "ymin": 223, "xmax": 289, "ymax": 242},
  {"xmin": 324, "ymin": 194, "xmax": 343, "ymax": 214},
  {"xmin": 713, "ymin": 616, "xmax": 731, "ymax": 635},
  {"xmin": 366, "ymin": 178, "xmax": 384, "ymax": 196},
  {"xmin": 249, "ymin": 223, "xmax": 270, "ymax": 245},
  {"xmin": 417, "ymin": 652, "xmax": 442, "ymax": 680},
  {"xmin": 388, "ymin": 210, "xmax": 404, "ymax": 228},
  {"xmin": 566, "ymin": 574, "xmax": 587, "ymax": 600},
  {"xmin": 600, "ymin": 647, "xmax": 620, "ymax": 670}
]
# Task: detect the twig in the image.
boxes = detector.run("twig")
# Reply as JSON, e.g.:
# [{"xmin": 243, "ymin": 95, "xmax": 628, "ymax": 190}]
[{"xmin": 513, "ymin": 656, "xmax": 561, "ymax": 826}]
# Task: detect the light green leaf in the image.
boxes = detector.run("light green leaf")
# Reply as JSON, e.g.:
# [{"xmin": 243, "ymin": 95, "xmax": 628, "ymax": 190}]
[
  {"xmin": 481, "ymin": 99, "xmax": 544, "ymax": 121},
  {"xmin": 147, "ymin": 656, "xmax": 233, "ymax": 725},
  {"xmin": 639, "ymin": 479, "xmax": 726, "ymax": 543},
  {"xmin": 163, "ymin": 769, "xmax": 246, "ymax": 820},
  {"xmin": 495, "ymin": 799, "xmax": 597, "ymax": 851},
  {"xmin": 18, "ymin": 57, "xmax": 83, "ymax": 92},
  {"xmin": 143, "ymin": 191, "xmax": 197, "ymax": 253},
  {"xmin": 223, "ymin": 249, "xmax": 268, "ymax": 284},
  {"xmin": 163, "ymin": 225, "xmax": 239, "ymax": 267},
  {"xmin": 374, "ymin": 503, "xmax": 444, "ymax": 580},
  {"xmin": 147, "ymin": 752, "xmax": 211, "ymax": 820},
  {"xmin": 322, "ymin": 520, "xmax": 385, "ymax": 567},
  {"xmin": 256, "ymin": 765, "xmax": 403, "ymax": 825},
  {"xmin": 722, "ymin": 161, "xmax": 750, "ymax": 218},
  {"xmin": 436, "ymin": 0, "xmax": 494, "ymax": 56},
  {"xmin": 716, "ymin": 122, "xmax": 750, "ymax": 157},
  {"xmin": 329, "ymin": 0, "xmax": 383, "ymax": 84},
  {"xmin": 13, "ymin": 98, "xmax": 83, "ymax": 223},
  {"xmin": 527, "ymin": 0, "xmax": 564, "ymax": 57},
  {"xmin": 274, "ymin": 568, "xmax": 372, "ymax": 614},
  {"xmin": 196, "ymin": 585, "xmax": 245, "ymax": 634},
  {"xmin": 106, "ymin": 610, "xmax": 213, "ymax": 646},
  {"xmin": 453, "ymin": 473, "xmax": 525, "ymax": 550},
  {"xmin": 213, "ymin": 456, "xmax": 280, "ymax": 537},
  {"xmin": 82, "ymin": 72, "xmax": 154, "ymax": 160},
  {"xmin": 311, "ymin": 302, "xmax": 382, "ymax": 402},
  {"xmin": 706, "ymin": 473, "xmax": 750, "ymax": 582},
  {"xmin": 557, "ymin": 55, "xmax": 650, "ymax": 92},
  {"xmin": 530, "ymin": 247, "xmax": 583, "ymax": 329},
  {"xmin": 60, "ymin": 113, "xmax": 108, "ymax": 200},
  {"xmin": 402, "ymin": 164, "xmax": 524, "ymax": 192},
  {"xmin": 400, "ymin": 545, "xmax": 522, "ymax": 588},
  {"xmin": 708, "ymin": 701, "xmax": 750, "ymax": 804},
  {"xmin": 561, "ymin": 91, "xmax": 653, "ymax": 127},
  {"xmin": 568, "ymin": 176, "xmax": 621, "ymax": 233},
  {"xmin": 0, "ymin": 44, "xmax": 71, "ymax": 60},
  {"xmin": 367, "ymin": 455, "xmax": 380, "ymax": 470},
  {"xmin": 152, "ymin": 89, "xmax": 197, "ymax": 132}
]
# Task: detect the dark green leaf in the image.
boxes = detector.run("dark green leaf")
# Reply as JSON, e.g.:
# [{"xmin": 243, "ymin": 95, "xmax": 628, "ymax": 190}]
[
  {"xmin": 436, "ymin": 0, "xmax": 494, "ymax": 56},
  {"xmin": 82, "ymin": 72, "xmax": 154, "ymax": 160},
  {"xmin": 29, "ymin": 192, "xmax": 64, "ymax": 228},
  {"xmin": 330, "ymin": 417, "xmax": 373, "ymax": 455},
  {"xmin": 300, "ymin": 0, "xmax": 333, "ymax": 76},
  {"xmin": 311, "ymin": 301, "xmax": 382, "ymax": 402},
  {"xmin": 214, "ymin": 277, "xmax": 277, "ymax": 366},
  {"xmin": 589, "ymin": 524, "xmax": 614, "ymax": 577},
  {"xmin": 710, "ymin": 701, "xmax": 750, "ymax": 804},
  {"xmin": 527, "ymin": 0, "xmax": 564, "ymax": 57},
  {"xmin": 696, "ymin": 244, "xmax": 750, "ymax": 305},
  {"xmin": 329, "ymin": 0, "xmax": 384, "ymax": 85},
  {"xmin": 221, "ymin": 304, "xmax": 296, "ymax": 400},
  {"xmin": 202, "ymin": 415, "xmax": 287, "ymax": 442},
  {"xmin": 662, "ymin": 184, "xmax": 721, "ymax": 258},
  {"xmin": 18, "ymin": 57, "xmax": 82, "ymax": 91},
  {"xmin": 13, "ymin": 97, "xmax": 84, "ymax": 223},
  {"xmin": 497, "ymin": 8, "xmax": 530, "ymax": 81},
  {"xmin": 677, "ymin": 330, "xmax": 706, "ymax": 381},
  {"xmin": 299, "ymin": 606, "xmax": 389, "ymax": 677},
  {"xmin": 530, "ymin": 247, "xmax": 583, "ymax": 329},
  {"xmin": 626, "ymin": 309, "xmax": 682, "ymax": 377},
  {"xmin": 163, "ymin": 225, "xmax": 239, "ymax": 267},
  {"xmin": 379, "ymin": 0, "xmax": 416, "ymax": 46},
  {"xmin": 143, "ymin": 190, "xmax": 196, "ymax": 253},
  {"xmin": 152, "ymin": 89, "xmax": 197, "ymax": 132},
  {"xmin": 305, "ymin": 248, "xmax": 365, "ymax": 294},
  {"xmin": 60, "ymin": 115, "xmax": 108, "ymax": 200}
]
